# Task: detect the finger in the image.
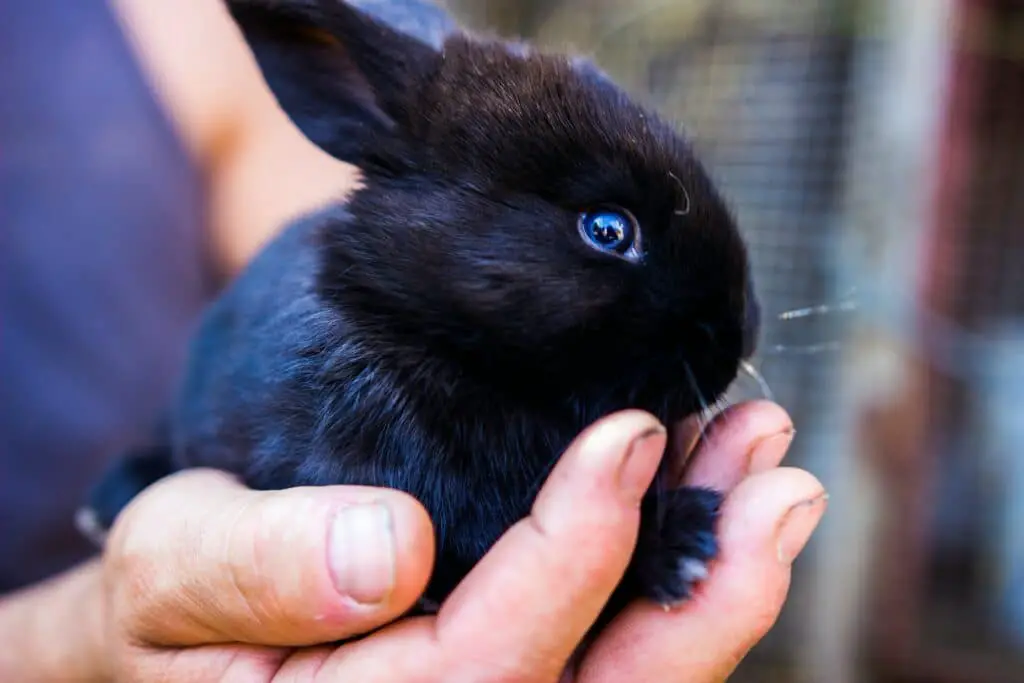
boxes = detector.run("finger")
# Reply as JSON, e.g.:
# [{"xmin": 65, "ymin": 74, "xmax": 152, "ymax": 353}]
[
  {"xmin": 680, "ymin": 400, "xmax": 794, "ymax": 491},
  {"xmin": 437, "ymin": 410, "xmax": 668, "ymax": 679},
  {"xmin": 579, "ymin": 467, "xmax": 826, "ymax": 683},
  {"xmin": 303, "ymin": 410, "xmax": 670, "ymax": 682},
  {"xmin": 104, "ymin": 469, "xmax": 434, "ymax": 648}
]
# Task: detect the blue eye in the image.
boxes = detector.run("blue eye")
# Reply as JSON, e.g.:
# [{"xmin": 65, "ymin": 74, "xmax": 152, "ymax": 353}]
[{"xmin": 578, "ymin": 208, "xmax": 641, "ymax": 259}]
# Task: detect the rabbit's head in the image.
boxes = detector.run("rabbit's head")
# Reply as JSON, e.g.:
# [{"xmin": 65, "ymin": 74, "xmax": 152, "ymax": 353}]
[{"xmin": 231, "ymin": 0, "xmax": 759, "ymax": 420}]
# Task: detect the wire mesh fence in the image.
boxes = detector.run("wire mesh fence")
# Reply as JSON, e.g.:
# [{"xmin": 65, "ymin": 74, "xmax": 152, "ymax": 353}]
[{"xmin": 443, "ymin": 1, "xmax": 1024, "ymax": 680}]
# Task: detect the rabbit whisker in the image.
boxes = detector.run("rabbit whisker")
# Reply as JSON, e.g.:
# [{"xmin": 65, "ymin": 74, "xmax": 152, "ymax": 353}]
[
  {"xmin": 775, "ymin": 287, "xmax": 859, "ymax": 321},
  {"xmin": 739, "ymin": 359, "xmax": 774, "ymax": 401},
  {"xmin": 764, "ymin": 342, "xmax": 843, "ymax": 356},
  {"xmin": 668, "ymin": 171, "xmax": 692, "ymax": 216},
  {"xmin": 711, "ymin": 395, "xmax": 732, "ymax": 424},
  {"xmin": 684, "ymin": 362, "xmax": 714, "ymax": 448},
  {"xmin": 776, "ymin": 300, "xmax": 858, "ymax": 321}
]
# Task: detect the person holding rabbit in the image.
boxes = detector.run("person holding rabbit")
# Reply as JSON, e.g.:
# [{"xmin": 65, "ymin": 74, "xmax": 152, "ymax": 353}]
[{"xmin": 0, "ymin": 1, "xmax": 825, "ymax": 681}]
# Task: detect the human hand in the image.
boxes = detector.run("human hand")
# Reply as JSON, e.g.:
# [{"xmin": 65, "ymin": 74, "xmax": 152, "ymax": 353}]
[
  {"xmin": 60, "ymin": 402, "xmax": 819, "ymax": 682},
  {"xmin": 93, "ymin": 468, "xmax": 434, "ymax": 681},
  {"xmin": 574, "ymin": 401, "xmax": 826, "ymax": 682},
  {"xmin": 267, "ymin": 402, "xmax": 823, "ymax": 683}
]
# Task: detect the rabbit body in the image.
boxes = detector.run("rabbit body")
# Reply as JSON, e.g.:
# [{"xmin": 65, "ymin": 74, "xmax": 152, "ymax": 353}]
[{"xmin": 85, "ymin": 0, "xmax": 760, "ymax": 617}]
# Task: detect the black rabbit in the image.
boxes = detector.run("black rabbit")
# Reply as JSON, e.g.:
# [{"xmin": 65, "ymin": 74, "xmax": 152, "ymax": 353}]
[{"xmin": 82, "ymin": 0, "xmax": 760, "ymax": 622}]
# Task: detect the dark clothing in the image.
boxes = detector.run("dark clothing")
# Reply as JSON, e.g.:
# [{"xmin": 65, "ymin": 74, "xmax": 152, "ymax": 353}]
[{"xmin": 0, "ymin": 0, "xmax": 212, "ymax": 591}]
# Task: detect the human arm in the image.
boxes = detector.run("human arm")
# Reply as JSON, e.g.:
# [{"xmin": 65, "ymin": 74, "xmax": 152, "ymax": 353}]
[
  {"xmin": 108, "ymin": 0, "xmax": 362, "ymax": 279},
  {"xmin": 0, "ymin": 561, "xmax": 108, "ymax": 682}
]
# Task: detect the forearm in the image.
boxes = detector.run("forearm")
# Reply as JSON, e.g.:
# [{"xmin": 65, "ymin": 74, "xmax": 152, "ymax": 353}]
[
  {"xmin": 0, "ymin": 561, "xmax": 109, "ymax": 683},
  {"xmin": 110, "ymin": 0, "xmax": 362, "ymax": 280}
]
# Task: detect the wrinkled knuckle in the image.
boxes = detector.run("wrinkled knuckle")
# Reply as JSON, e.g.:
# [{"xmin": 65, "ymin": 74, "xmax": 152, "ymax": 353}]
[
  {"xmin": 223, "ymin": 492, "xmax": 307, "ymax": 628},
  {"xmin": 103, "ymin": 504, "xmax": 194, "ymax": 637},
  {"xmin": 114, "ymin": 554, "xmax": 180, "ymax": 639},
  {"xmin": 104, "ymin": 511, "xmax": 157, "ymax": 600}
]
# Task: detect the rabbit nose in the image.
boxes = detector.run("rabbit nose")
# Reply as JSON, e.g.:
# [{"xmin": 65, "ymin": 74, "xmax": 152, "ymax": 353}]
[{"xmin": 740, "ymin": 285, "xmax": 760, "ymax": 359}]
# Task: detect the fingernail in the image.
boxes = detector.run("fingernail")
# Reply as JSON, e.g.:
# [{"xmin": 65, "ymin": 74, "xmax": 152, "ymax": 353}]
[
  {"xmin": 776, "ymin": 491, "xmax": 828, "ymax": 564},
  {"xmin": 618, "ymin": 425, "xmax": 668, "ymax": 501},
  {"xmin": 748, "ymin": 428, "xmax": 796, "ymax": 474},
  {"xmin": 329, "ymin": 503, "xmax": 396, "ymax": 605}
]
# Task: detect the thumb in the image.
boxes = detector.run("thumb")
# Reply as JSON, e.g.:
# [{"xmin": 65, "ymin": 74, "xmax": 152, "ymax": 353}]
[{"xmin": 104, "ymin": 469, "xmax": 434, "ymax": 648}]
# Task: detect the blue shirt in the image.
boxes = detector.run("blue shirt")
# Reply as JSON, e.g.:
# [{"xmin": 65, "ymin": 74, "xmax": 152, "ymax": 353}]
[{"xmin": 0, "ymin": 0, "xmax": 212, "ymax": 591}]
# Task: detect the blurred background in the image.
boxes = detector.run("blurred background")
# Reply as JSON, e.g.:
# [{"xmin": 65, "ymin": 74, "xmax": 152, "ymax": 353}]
[{"xmin": 439, "ymin": 0, "xmax": 1024, "ymax": 682}]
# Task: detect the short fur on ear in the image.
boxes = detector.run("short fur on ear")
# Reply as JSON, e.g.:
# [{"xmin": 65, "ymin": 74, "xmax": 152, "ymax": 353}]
[{"xmin": 227, "ymin": 0, "xmax": 442, "ymax": 156}]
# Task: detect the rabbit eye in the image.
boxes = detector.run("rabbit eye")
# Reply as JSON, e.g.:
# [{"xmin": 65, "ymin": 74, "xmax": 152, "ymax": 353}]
[{"xmin": 578, "ymin": 208, "xmax": 642, "ymax": 261}]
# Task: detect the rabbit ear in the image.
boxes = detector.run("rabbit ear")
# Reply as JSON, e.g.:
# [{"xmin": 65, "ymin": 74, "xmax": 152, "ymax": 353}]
[{"xmin": 228, "ymin": 0, "xmax": 441, "ymax": 144}]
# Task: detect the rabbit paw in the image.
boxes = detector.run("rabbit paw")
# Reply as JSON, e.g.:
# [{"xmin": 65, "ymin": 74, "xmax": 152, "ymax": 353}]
[{"xmin": 630, "ymin": 486, "xmax": 723, "ymax": 606}]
